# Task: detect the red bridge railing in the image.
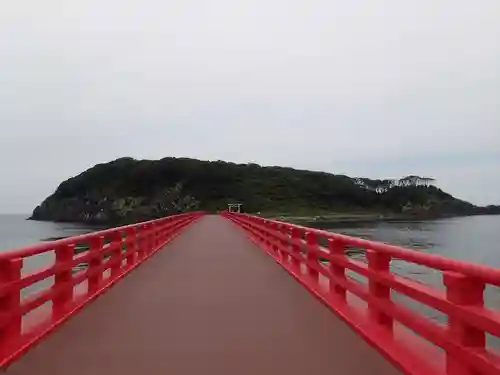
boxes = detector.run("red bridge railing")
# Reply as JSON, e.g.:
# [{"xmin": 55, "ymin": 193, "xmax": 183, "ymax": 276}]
[
  {"xmin": 222, "ymin": 211, "xmax": 500, "ymax": 375},
  {"xmin": 0, "ymin": 211, "xmax": 203, "ymax": 367}
]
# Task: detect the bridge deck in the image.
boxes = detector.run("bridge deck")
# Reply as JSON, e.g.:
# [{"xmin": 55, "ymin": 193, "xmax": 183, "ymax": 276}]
[{"xmin": 6, "ymin": 216, "xmax": 400, "ymax": 375}]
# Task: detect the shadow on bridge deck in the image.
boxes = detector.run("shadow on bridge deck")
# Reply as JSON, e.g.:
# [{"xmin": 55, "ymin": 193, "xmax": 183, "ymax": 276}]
[{"xmin": 6, "ymin": 215, "xmax": 401, "ymax": 375}]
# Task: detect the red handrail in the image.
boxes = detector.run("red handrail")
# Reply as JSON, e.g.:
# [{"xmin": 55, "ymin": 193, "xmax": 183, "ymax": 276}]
[
  {"xmin": 221, "ymin": 211, "xmax": 500, "ymax": 375},
  {"xmin": 0, "ymin": 212, "xmax": 204, "ymax": 367}
]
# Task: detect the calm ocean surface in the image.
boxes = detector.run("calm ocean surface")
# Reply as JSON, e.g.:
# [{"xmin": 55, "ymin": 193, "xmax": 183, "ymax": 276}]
[
  {"xmin": 3, "ymin": 214, "xmax": 498, "ymax": 263},
  {"xmin": 2, "ymin": 214, "xmax": 498, "ymax": 265},
  {"xmin": 0, "ymin": 214, "xmax": 98, "ymax": 251},
  {"xmin": 327, "ymin": 215, "xmax": 500, "ymax": 267}
]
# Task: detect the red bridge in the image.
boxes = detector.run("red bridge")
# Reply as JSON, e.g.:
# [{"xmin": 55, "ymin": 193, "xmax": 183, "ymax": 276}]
[{"xmin": 0, "ymin": 212, "xmax": 499, "ymax": 375}]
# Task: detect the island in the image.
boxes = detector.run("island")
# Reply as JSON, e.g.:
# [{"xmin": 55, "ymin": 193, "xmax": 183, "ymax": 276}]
[{"xmin": 30, "ymin": 157, "xmax": 500, "ymax": 225}]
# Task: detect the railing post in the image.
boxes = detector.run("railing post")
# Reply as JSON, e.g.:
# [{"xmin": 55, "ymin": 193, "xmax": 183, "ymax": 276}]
[
  {"xmin": 163, "ymin": 219, "xmax": 171, "ymax": 244},
  {"xmin": 258, "ymin": 222, "xmax": 267, "ymax": 247},
  {"xmin": 137, "ymin": 224, "xmax": 146, "ymax": 260},
  {"xmin": 140, "ymin": 223, "xmax": 147, "ymax": 256},
  {"xmin": 149, "ymin": 222, "xmax": 157, "ymax": 253},
  {"xmin": 143, "ymin": 223, "xmax": 151, "ymax": 256},
  {"xmin": 443, "ymin": 271, "xmax": 485, "ymax": 375},
  {"xmin": 173, "ymin": 217, "xmax": 182, "ymax": 237},
  {"xmin": 255, "ymin": 217, "xmax": 265, "ymax": 247},
  {"xmin": 366, "ymin": 249, "xmax": 393, "ymax": 332},
  {"xmin": 144, "ymin": 223, "xmax": 151, "ymax": 254},
  {"xmin": 160, "ymin": 219, "xmax": 169, "ymax": 245},
  {"xmin": 110, "ymin": 232, "xmax": 123, "ymax": 279},
  {"xmin": 328, "ymin": 239, "xmax": 346, "ymax": 302},
  {"xmin": 164, "ymin": 219, "xmax": 171, "ymax": 244},
  {"xmin": 0, "ymin": 258, "xmax": 22, "ymax": 349},
  {"xmin": 88, "ymin": 236, "xmax": 104, "ymax": 293},
  {"xmin": 168, "ymin": 218, "xmax": 175, "ymax": 241},
  {"xmin": 246, "ymin": 221, "xmax": 255, "ymax": 241},
  {"xmin": 279, "ymin": 224, "xmax": 290, "ymax": 263},
  {"xmin": 305, "ymin": 232, "xmax": 319, "ymax": 282},
  {"xmin": 171, "ymin": 217, "xmax": 180, "ymax": 237},
  {"xmin": 270, "ymin": 222, "xmax": 279, "ymax": 257},
  {"xmin": 53, "ymin": 244, "xmax": 74, "ymax": 315},
  {"xmin": 253, "ymin": 219, "xmax": 266, "ymax": 248},
  {"xmin": 262, "ymin": 220, "xmax": 273, "ymax": 255},
  {"xmin": 290, "ymin": 228, "xmax": 302, "ymax": 273},
  {"xmin": 171, "ymin": 217, "xmax": 179, "ymax": 237},
  {"xmin": 151, "ymin": 222, "xmax": 159, "ymax": 251},
  {"xmin": 125, "ymin": 227, "xmax": 137, "ymax": 267}
]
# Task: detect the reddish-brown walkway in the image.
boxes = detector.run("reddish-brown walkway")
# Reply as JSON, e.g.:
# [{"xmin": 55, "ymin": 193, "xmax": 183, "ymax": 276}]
[{"xmin": 6, "ymin": 216, "xmax": 401, "ymax": 375}]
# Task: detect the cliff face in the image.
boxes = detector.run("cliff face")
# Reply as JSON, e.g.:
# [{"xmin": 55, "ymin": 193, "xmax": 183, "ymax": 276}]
[{"xmin": 30, "ymin": 157, "xmax": 500, "ymax": 224}]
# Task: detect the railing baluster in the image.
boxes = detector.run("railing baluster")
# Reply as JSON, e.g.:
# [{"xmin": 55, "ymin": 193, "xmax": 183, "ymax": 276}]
[
  {"xmin": 161, "ymin": 220, "xmax": 169, "ymax": 244},
  {"xmin": 158, "ymin": 221, "xmax": 165, "ymax": 245},
  {"xmin": 141, "ymin": 223, "xmax": 148, "ymax": 256},
  {"xmin": 443, "ymin": 271, "xmax": 485, "ymax": 375},
  {"xmin": 110, "ymin": 232, "xmax": 123, "ymax": 279},
  {"xmin": 258, "ymin": 220, "xmax": 265, "ymax": 246},
  {"xmin": 54, "ymin": 244, "xmax": 74, "ymax": 315},
  {"xmin": 290, "ymin": 228, "xmax": 302, "ymax": 273},
  {"xmin": 305, "ymin": 232, "xmax": 319, "ymax": 282},
  {"xmin": 146, "ymin": 223, "xmax": 152, "ymax": 251},
  {"xmin": 137, "ymin": 225, "xmax": 146, "ymax": 260},
  {"xmin": 125, "ymin": 227, "xmax": 137, "ymax": 267},
  {"xmin": 88, "ymin": 236, "xmax": 104, "ymax": 293},
  {"xmin": 143, "ymin": 223, "xmax": 151, "ymax": 256},
  {"xmin": 366, "ymin": 249, "xmax": 393, "ymax": 332},
  {"xmin": 149, "ymin": 222, "xmax": 156, "ymax": 254},
  {"xmin": 263, "ymin": 220, "xmax": 273, "ymax": 255},
  {"xmin": 146, "ymin": 223, "xmax": 153, "ymax": 255},
  {"xmin": 271, "ymin": 222, "xmax": 279, "ymax": 257},
  {"xmin": 328, "ymin": 239, "xmax": 346, "ymax": 302},
  {"xmin": 165, "ymin": 219, "xmax": 172, "ymax": 243},
  {"xmin": 279, "ymin": 225, "xmax": 290, "ymax": 263},
  {"xmin": 252, "ymin": 222, "xmax": 264, "ymax": 246},
  {"xmin": 0, "ymin": 258, "xmax": 22, "ymax": 348},
  {"xmin": 152, "ymin": 222, "xmax": 159, "ymax": 250},
  {"xmin": 254, "ymin": 217, "xmax": 263, "ymax": 247}
]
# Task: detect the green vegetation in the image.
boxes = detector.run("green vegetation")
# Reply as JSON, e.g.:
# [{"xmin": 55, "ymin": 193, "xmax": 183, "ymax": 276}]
[{"xmin": 30, "ymin": 157, "xmax": 500, "ymax": 224}]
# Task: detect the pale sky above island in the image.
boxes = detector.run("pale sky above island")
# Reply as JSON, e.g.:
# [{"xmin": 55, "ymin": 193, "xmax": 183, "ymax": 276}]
[{"xmin": 1, "ymin": 0, "xmax": 499, "ymax": 213}]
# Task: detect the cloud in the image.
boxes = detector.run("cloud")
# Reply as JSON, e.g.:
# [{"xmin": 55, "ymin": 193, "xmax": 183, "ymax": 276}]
[{"xmin": 0, "ymin": 0, "xmax": 499, "ymax": 213}]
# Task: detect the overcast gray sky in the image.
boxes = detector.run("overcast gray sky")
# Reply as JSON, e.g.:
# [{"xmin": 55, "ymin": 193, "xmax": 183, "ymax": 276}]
[{"xmin": 1, "ymin": 0, "xmax": 499, "ymax": 213}]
